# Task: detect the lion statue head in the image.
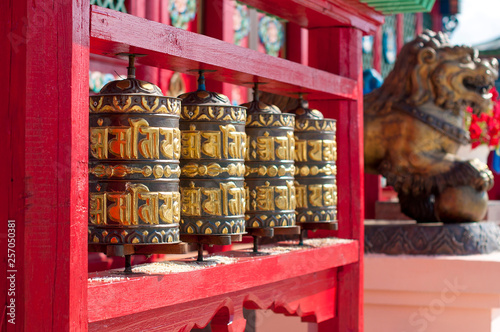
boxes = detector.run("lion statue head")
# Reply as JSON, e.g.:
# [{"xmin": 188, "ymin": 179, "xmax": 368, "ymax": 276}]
[{"xmin": 365, "ymin": 30, "xmax": 498, "ymax": 116}]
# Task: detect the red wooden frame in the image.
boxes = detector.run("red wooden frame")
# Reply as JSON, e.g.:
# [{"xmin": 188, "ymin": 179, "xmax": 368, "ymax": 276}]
[
  {"xmin": 89, "ymin": 6, "xmax": 357, "ymax": 101},
  {"xmin": 3, "ymin": 0, "xmax": 378, "ymax": 330},
  {"xmin": 4, "ymin": 1, "xmax": 89, "ymax": 331},
  {"xmin": 88, "ymin": 241, "xmax": 358, "ymax": 330}
]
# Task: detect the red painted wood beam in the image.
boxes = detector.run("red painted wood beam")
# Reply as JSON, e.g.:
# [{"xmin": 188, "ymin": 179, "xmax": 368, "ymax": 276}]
[
  {"xmin": 239, "ymin": 0, "xmax": 384, "ymax": 34},
  {"xmin": 309, "ymin": 26, "xmax": 364, "ymax": 332},
  {"xmin": 87, "ymin": 241, "xmax": 359, "ymax": 323},
  {"xmin": 3, "ymin": 0, "xmax": 89, "ymax": 330},
  {"xmin": 90, "ymin": 6, "xmax": 357, "ymax": 101},
  {"xmin": 89, "ymin": 269, "xmax": 337, "ymax": 331}
]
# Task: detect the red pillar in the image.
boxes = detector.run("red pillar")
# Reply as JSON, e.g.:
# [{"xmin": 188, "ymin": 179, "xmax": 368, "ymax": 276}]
[
  {"xmin": 396, "ymin": 14, "xmax": 404, "ymax": 53},
  {"xmin": 431, "ymin": 0, "xmax": 443, "ymax": 32},
  {"xmin": 309, "ymin": 27, "xmax": 364, "ymax": 332},
  {"xmin": 3, "ymin": 0, "xmax": 89, "ymax": 330},
  {"xmin": 415, "ymin": 12, "xmax": 424, "ymax": 35},
  {"xmin": 133, "ymin": 0, "xmax": 161, "ymax": 88},
  {"xmin": 366, "ymin": 25, "xmax": 383, "ymax": 219},
  {"xmin": 204, "ymin": 0, "xmax": 234, "ymax": 98},
  {"xmin": 372, "ymin": 26, "xmax": 382, "ymax": 73},
  {"xmin": 287, "ymin": 22, "xmax": 309, "ymax": 66}
]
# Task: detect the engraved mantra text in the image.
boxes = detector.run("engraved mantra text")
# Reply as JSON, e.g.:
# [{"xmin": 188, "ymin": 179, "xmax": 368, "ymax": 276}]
[
  {"xmin": 181, "ymin": 182, "xmax": 246, "ymax": 216},
  {"xmin": 90, "ymin": 184, "xmax": 180, "ymax": 225},
  {"xmin": 295, "ymin": 183, "xmax": 337, "ymax": 208},
  {"xmin": 295, "ymin": 139, "xmax": 336, "ymax": 162},
  {"xmin": 248, "ymin": 181, "xmax": 296, "ymax": 211},
  {"xmin": 90, "ymin": 118, "xmax": 180, "ymax": 159},
  {"xmin": 182, "ymin": 125, "xmax": 246, "ymax": 159},
  {"xmin": 249, "ymin": 132, "xmax": 295, "ymax": 161}
]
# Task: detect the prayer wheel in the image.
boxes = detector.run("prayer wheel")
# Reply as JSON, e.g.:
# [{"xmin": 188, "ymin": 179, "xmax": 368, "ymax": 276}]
[
  {"xmin": 178, "ymin": 72, "xmax": 247, "ymax": 240},
  {"xmin": 288, "ymin": 98, "xmax": 338, "ymax": 226},
  {"xmin": 242, "ymin": 85, "xmax": 297, "ymax": 235},
  {"xmin": 88, "ymin": 55, "xmax": 182, "ymax": 247}
]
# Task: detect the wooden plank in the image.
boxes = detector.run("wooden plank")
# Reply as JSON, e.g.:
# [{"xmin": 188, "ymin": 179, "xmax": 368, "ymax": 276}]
[
  {"xmin": 89, "ymin": 268, "xmax": 337, "ymax": 331},
  {"xmin": 309, "ymin": 27, "xmax": 364, "ymax": 332},
  {"xmin": 2, "ymin": 1, "xmax": 16, "ymax": 331},
  {"xmin": 203, "ymin": 0, "xmax": 236, "ymax": 102},
  {"xmin": 238, "ymin": 0, "xmax": 384, "ymax": 34},
  {"xmin": 286, "ymin": 22, "xmax": 309, "ymax": 66},
  {"xmin": 87, "ymin": 240, "xmax": 358, "ymax": 323},
  {"xmin": 4, "ymin": 0, "xmax": 89, "ymax": 330},
  {"xmin": 89, "ymin": 6, "xmax": 358, "ymax": 101}
]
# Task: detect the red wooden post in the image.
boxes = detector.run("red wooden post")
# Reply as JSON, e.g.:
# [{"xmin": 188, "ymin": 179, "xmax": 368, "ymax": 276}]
[
  {"xmin": 364, "ymin": 174, "xmax": 382, "ymax": 219},
  {"xmin": 287, "ymin": 23, "xmax": 309, "ymax": 66},
  {"xmin": 396, "ymin": 14, "xmax": 404, "ymax": 53},
  {"xmin": 158, "ymin": 0, "xmax": 172, "ymax": 94},
  {"xmin": 135, "ymin": 0, "xmax": 161, "ymax": 89},
  {"xmin": 309, "ymin": 27, "xmax": 364, "ymax": 332},
  {"xmin": 3, "ymin": 0, "xmax": 89, "ymax": 330},
  {"xmin": 415, "ymin": 13, "xmax": 423, "ymax": 35},
  {"xmin": 128, "ymin": 0, "xmax": 147, "ymax": 18},
  {"xmin": 431, "ymin": 0, "xmax": 443, "ymax": 32},
  {"xmin": 372, "ymin": 26, "xmax": 382, "ymax": 73},
  {"xmin": 367, "ymin": 23, "xmax": 383, "ymax": 218},
  {"xmin": 204, "ymin": 0, "xmax": 234, "ymax": 98}
]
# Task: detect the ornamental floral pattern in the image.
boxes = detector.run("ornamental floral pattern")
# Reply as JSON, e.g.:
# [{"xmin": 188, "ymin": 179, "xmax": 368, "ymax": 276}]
[
  {"xmin": 258, "ymin": 15, "xmax": 285, "ymax": 57},
  {"xmin": 169, "ymin": 0, "xmax": 196, "ymax": 30},
  {"xmin": 233, "ymin": 2, "xmax": 250, "ymax": 46}
]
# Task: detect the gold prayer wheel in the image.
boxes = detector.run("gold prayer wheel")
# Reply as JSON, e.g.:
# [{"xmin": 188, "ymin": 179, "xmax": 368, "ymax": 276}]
[
  {"xmin": 178, "ymin": 72, "xmax": 247, "ymax": 239},
  {"xmin": 88, "ymin": 54, "xmax": 182, "ymax": 246},
  {"xmin": 242, "ymin": 84, "xmax": 297, "ymax": 235},
  {"xmin": 288, "ymin": 98, "xmax": 338, "ymax": 226}
]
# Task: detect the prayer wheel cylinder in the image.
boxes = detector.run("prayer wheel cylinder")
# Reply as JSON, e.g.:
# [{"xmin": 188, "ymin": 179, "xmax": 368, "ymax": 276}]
[
  {"xmin": 178, "ymin": 80, "xmax": 247, "ymax": 236},
  {"xmin": 243, "ymin": 98, "xmax": 296, "ymax": 230},
  {"xmin": 289, "ymin": 99, "xmax": 338, "ymax": 224},
  {"xmin": 88, "ymin": 61, "xmax": 182, "ymax": 245}
]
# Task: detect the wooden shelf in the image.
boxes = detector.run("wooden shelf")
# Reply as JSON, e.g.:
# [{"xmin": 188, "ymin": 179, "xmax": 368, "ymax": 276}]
[
  {"xmin": 90, "ymin": 6, "xmax": 358, "ymax": 101},
  {"xmin": 88, "ymin": 239, "xmax": 359, "ymax": 330}
]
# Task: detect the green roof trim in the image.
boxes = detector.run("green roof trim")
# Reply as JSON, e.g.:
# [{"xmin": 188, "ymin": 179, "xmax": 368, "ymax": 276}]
[{"xmin": 359, "ymin": 0, "xmax": 436, "ymax": 14}]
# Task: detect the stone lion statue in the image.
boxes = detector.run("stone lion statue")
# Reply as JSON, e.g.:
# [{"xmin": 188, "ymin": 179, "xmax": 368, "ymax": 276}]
[{"xmin": 365, "ymin": 30, "xmax": 498, "ymax": 223}]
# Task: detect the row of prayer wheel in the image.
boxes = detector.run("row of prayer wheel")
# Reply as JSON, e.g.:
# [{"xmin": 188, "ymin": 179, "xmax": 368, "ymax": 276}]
[{"xmin": 88, "ymin": 55, "xmax": 337, "ymax": 250}]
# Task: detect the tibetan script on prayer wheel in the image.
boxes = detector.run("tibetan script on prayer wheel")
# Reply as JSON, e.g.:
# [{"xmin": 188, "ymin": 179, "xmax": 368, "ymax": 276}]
[
  {"xmin": 178, "ymin": 73, "xmax": 247, "ymax": 236},
  {"xmin": 288, "ymin": 98, "xmax": 338, "ymax": 224},
  {"xmin": 88, "ymin": 55, "xmax": 181, "ymax": 245},
  {"xmin": 243, "ymin": 89, "xmax": 296, "ymax": 231}
]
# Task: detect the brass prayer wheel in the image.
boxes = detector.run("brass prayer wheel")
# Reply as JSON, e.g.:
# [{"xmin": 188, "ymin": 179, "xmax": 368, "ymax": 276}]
[
  {"xmin": 288, "ymin": 98, "xmax": 337, "ymax": 224},
  {"xmin": 178, "ymin": 72, "xmax": 247, "ymax": 237},
  {"xmin": 88, "ymin": 54, "xmax": 182, "ymax": 246},
  {"xmin": 243, "ymin": 85, "xmax": 296, "ymax": 232}
]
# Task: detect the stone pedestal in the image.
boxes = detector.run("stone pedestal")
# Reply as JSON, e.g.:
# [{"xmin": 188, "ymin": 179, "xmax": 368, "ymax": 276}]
[
  {"xmin": 365, "ymin": 220, "xmax": 500, "ymax": 255},
  {"xmin": 365, "ymin": 252, "xmax": 500, "ymax": 332}
]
